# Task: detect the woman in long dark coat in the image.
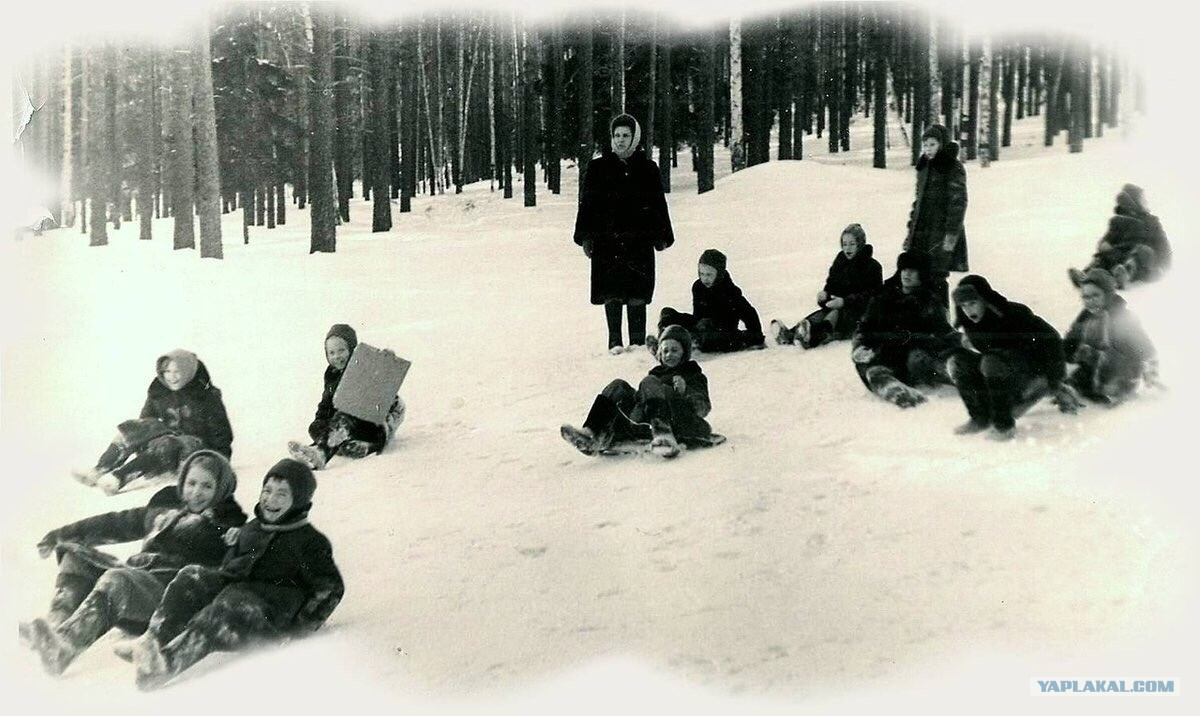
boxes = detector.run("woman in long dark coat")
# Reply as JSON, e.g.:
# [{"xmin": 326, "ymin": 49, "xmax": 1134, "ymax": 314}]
[
  {"xmin": 574, "ymin": 114, "xmax": 675, "ymax": 353},
  {"xmin": 905, "ymin": 123, "xmax": 969, "ymax": 309}
]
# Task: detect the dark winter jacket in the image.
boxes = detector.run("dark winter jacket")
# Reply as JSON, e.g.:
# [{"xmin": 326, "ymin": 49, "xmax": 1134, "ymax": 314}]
[
  {"xmin": 306, "ymin": 366, "xmax": 390, "ymax": 450},
  {"xmin": 820, "ymin": 244, "xmax": 884, "ymax": 332},
  {"xmin": 691, "ymin": 272, "xmax": 759, "ymax": 334},
  {"xmin": 140, "ymin": 360, "xmax": 234, "ymax": 458},
  {"xmin": 44, "ymin": 456, "xmax": 246, "ymax": 582},
  {"xmin": 220, "ymin": 511, "xmax": 344, "ymax": 634},
  {"xmin": 1096, "ymin": 210, "xmax": 1172, "ymax": 273},
  {"xmin": 953, "ymin": 275, "xmax": 1066, "ymax": 385},
  {"xmin": 631, "ymin": 360, "xmax": 712, "ymax": 441},
  {"xmin": 853, "ymin": 273, "xmax": 958, "ymax": 367},
  {"xmin": 573, "ymin": 149, "xmax": 675, "ymax": 304},
  {"xmin": 1063, "ymin": 294, "xmax": 1155, "ymax": 380},
  {"xmin": 906, "ymin": 141, "xmax": 969, "ymax": 273}
]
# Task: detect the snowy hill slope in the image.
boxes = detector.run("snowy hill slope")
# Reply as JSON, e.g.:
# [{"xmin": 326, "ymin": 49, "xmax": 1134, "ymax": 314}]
[{"xmin": 2, "ymin": 118, "xmax": 1197, "ymax": 714}]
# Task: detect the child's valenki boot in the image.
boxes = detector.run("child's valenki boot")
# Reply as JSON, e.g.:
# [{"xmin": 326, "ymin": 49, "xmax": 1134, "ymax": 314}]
[
  {"xmin": 649, "ymin": 419, "xmax": 680, "ymax": 459},
  {"xmin": 560, "ymin": 425, "xmax": 598, "ymax": 455},
  {"xmin": 27, "ymin": 591, "xmax": 113, "ymax": 676},
  {"xmin": 337, "ymin": 440, "xmax": 371, "ymax": 459},
  {"xmin": 288, "ymin": 441, "xmax": 327, "ymax": 471}
]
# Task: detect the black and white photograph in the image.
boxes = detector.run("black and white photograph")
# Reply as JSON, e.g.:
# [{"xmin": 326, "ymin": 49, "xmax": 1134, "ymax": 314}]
[{"xmin": 3, "ymin": 0, "xmax": 1196, "ymax": 714}]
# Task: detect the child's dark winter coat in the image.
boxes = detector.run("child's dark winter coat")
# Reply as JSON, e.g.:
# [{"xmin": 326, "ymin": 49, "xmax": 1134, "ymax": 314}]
[
  {"xmin": 953, "ymin": 278, "xmax": 1066, "ymax": 385},
  {"xmin": 817, "ymin": 244, "xmax": 884, "ymax": 336},
  {"xmin": 853, "ymin": 272, "xmax": 958, "ymax": 374},
  {"xmin": 659, "ymin": 250, "xmax": 765, "ymax": 352},
  {"xmin": 906, "ymin": 138, "xmax": 969, "ymax": 274},
  {"xmin": 140, "ymin": 352, "xmax": 234, "ymax": 458},
  {"xmin": 1062, "ymin": 293, "xmax": 1156, "ymax": 401}
]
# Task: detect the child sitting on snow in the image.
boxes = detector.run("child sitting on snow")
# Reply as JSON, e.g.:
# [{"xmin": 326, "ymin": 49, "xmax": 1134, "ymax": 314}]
[
  {"xmin": 1067, "ymin": 184, "xmax": 1172, "ymax": 289},
  {"xmin": 648, "ymin": 249, "xmax": 765, "ymax": 355},
  {"xmin": 562, "ymin": 325, "xmax": 716, "ymax": 458},
  {"xmin": 131, "ymin": 458, "xmax": 344, "ymax": 690},
  {"xmin": 1062, "ymin": 268, "xmax": 1159, "ymax": 405},
  {"xmin": 771, "ymin": 223, "xmax": 883, "ymax": 349},
  {"xmin": 76, "ymin": 350, "xmax": 234, "ymax": 494},
  {"xmin": 289, "ymin": 324, "xmax": 406, "ymax": 470},
  {"xmin": 21, "ymin": 450, "xmax": 245, "ymax": 675}
]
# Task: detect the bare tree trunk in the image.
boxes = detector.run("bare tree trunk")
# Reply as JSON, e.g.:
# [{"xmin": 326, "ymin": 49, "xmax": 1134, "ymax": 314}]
[
  {"xmin": 522, "ymin": 24, "xmax": 538, "ymax": 207},
  {"xmin": 615, "ymin": 9, "xmax": 626, "ymax": 112},
  {"xmin": 193, "ymin": 19, "xmax": 223, "ymax": 258},
  {"xmin": 487, "ymin": 16, "xmax": 497, "ymax": 190},
  {"xmin": 165, "ymin": 46, "xmax": 195, "ymax": 250},
  {"xmin": 729, "ymin": 18, "xmax": 745, "ymax": 172},
  {"xmin": 333, "ymin": 13, "xmax": 353, "ymax": 221},
  {"xmin": 1069, "ymin": 41, "xmax": 1085, "ymax": 153},
  {"xmin": 308, "ymin": 3, "xmax": 337, "ymax": 252},
  {"xmin": 697, "ymin": 27, "xmax": 716, "ymax": 194},
  {"xmin": 547, "ymin": 19, "xmax": 563, "ymax": 194},
  {"xmin": 658, "ymin": 32, "xmax": 672, "ymax": 191},
  {"xmin": 105, "ymin": 49, "xmax": 121, "ymax": 231},
  {"xmin": 577, "ymin": 12, "xmax": 593, "ymax": 198},
  {"xmin": 368, "ymin": 28, "xmax": 393, "ymax": 232},
  {"xmin": 86, "ymin": 46, "xmax": 108, "ymax": 246},
  {"xmin": 872, "ymin": 8, "xmax": 887, "ymax": 169},
  {"xmin": 401, "ymin": 21, "xmax": 417, "ymax": 212}
]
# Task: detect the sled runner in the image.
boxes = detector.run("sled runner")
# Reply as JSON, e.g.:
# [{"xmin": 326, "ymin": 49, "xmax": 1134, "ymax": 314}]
[{"xmin": 597, "ymin": 433, "xmax": 727, "ymax": 458}]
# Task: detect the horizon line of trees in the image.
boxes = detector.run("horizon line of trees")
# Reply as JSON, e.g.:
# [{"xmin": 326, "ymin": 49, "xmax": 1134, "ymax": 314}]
[{"xmin": 15, "ymin": 2, "xmax": 1140, "ymax": 257}]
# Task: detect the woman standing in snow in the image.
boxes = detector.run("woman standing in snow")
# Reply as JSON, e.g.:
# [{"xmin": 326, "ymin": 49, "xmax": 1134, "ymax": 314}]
[
  {"xmin": 573, "ymin": 113, "xmax": 675, "ymax": 354},
  {"xmin": 905, "ymin": 123, "xmax": 968, "ymax": 309}
]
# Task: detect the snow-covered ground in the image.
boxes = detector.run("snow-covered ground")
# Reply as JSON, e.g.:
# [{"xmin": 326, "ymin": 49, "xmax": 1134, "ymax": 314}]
[{"xmin": 3, "ymin": 104, "xmax": 1199, "ymax": 716}]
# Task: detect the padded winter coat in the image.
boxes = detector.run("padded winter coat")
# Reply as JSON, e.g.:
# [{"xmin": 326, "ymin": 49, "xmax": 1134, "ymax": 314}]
[
  {"xmin": 691, "ymin": 272, "xmax": 760, "ymax": 333},
  {"xmin": 905, "ymin": 142, "xmax": 969, "ymax": 273},
  {"xmin": 140, "ymin": 360, "xmax": 234, "ymax": 458},
  {"xmin": 630, "ymin": 360, "xmax": 712, "ymax": 441},
  {"xmin": 819, "ymin": 245, "xmax": 884, "ymax": 333},
  {"xmin": 220, "ymin": 513, "xmax": 345, "ymax": 633},
  {"xmin": 953, "ymin": 276, "xmax": 1066, "ymax": 385},
  {"xmin": 45, "ymin": 481, "xmax": 246, "ymax": 582},
  {"xmin": 307, "ymin": 365, "xmax": 403, "ymax": 450},
  {"xmin": 1063, "ymin": 294, "xmax": 1155, "ymax": 382},
  {"xmin": 853, "ymin": 275, "xmax": 958, "ymax": 367},
  {"xmin": 573, "ymin": 149, "xmax": 675, "ymax": 304}
]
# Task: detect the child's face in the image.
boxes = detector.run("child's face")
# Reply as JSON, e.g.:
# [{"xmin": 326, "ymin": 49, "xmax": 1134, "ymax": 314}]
[
  {"xmin": 1081, "ymin": 284, "xmax": 1107, "ymax": 314},
  {"xmin": 899, "ymin": 268, "xmax": 922, "ymax": 293},
  {"xmin": 161, "ymin": 360, "xmax": 187, "ymax": 391},
  {"xmin": 922, "ymin": 137, "xmax": 942, "ymax": 159},
  {"xmin": 697, "ymin": 264, "xmax": 719, "ymax": 288},
  {"xmin": 181, "ymin": 466, "xmax": 219, "ymax": 513},
  {"xmin": 660, "ymin": 339, "xmax": 685, "ymax": 368},
  {"xmin": 958, "ymin": 299, "xmax": 987, "ymax": 323},
  {"xmin": 325, "ymin": 337, "xmax": 351, "ymax": 371},
  {"xmin": 840, "ymin": 234, "xmax": 859, "ymax": 259},
  {"xmin": 259, "ymin": 478, "xmax": 295, "ymax": 523}
]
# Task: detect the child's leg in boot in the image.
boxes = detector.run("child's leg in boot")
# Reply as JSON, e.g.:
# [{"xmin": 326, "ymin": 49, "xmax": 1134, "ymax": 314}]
[
  {"xmin": 627, "ymin": 301, "xmax": 647, "ymax": 347},
  {"xmin": 605, "ymin": 301, "xmax": 624, "ymax": 351},
  {"xmin": 948, "ymin": 351, "xmax": 991, "ymax": 430},
  {"xmin": 30, "ymin": 589, "xmax": 115, "ymax": 675},
  {"xmin": 979, "ymin": 354, "xmax": 1017, "ymax": 437},
  {"xmin": 146, "ymin": 565, "xmax": 229, "ymax": 648}
]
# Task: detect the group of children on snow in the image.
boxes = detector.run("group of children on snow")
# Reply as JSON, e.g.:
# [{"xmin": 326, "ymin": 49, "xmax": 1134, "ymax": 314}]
[
  {"xmin": 22, "ymin": 324, "xmax": 403, "ymax": 688},
  {"xmin": 562, "ymin": 144, "xmax": 1167, "ymax": 451}
]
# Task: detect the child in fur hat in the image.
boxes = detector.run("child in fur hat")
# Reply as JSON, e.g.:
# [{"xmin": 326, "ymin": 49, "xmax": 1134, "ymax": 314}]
[
  {"xmin": 949, "ymin": 275, "xmax": 1082, "ymax": 440},
  {"xmin": 562, "ymin": 324, "xmax": 715, "ymax": 458},
  {"xmin": 904, "ymin": 123, "xmax": 969, "ymax": 309},
  {"xmin": 21, "ymin": 450, "xmax": 245, "ymax": 675},
  {"xmin": 76, "ymin": 350, "xmax": 234, "ymax": 495},
  {"xmin": 1062, "ymin": 268, "xmax": 1159, "ymax": 405},
  {"xmin": 289, "ymin": 323, "xmax": 407, "ymax": 470},
  {"xmin": 1068, "ymin": 184, "xmax": 1172, "ymax": 289},
  {"xmin": 651, "ymin": 248, "xmax": 766, "ymax": 355},
  {"xmin": 772, "ymin": 223, "xmax": 884, "ymax": 349},
  {"xmin": 850, "ymin": 251, "xmax": 959, "ymax": 408},
  {"xmin": 131, "ymin": 458, "xmax": 344, "ymax": 690}
]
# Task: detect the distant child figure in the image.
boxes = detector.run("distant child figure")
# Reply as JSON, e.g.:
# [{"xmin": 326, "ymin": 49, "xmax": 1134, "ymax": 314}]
[
  {"xmin": 131, "ymin": 459, "xmax": 344, "ymax": 690},
  {"xmin": 1068, "ymin": 184, "xmax": 1172, "ymax": 289},
  {"xmin": 851, "ymin": 251, "xmax": 959, "ymax": 408},
  {"xmin": 949, "ymin": 275, "xmax": 1082, "ymax": 440},
  {"xmin": 21, "ymin": 451, "xmax": 245, "ymax": 675},
  {"xmin": 649, "ymin": 249, "xmax": 765, "ymax": 355},
  {"xmin": 1063, "ymin": 268, "xmax": 1159, "ymax": 405},
  {"xmin": 289, "ymin": 324, "xmax": 406, "ymax": 470},
  {"xmin": 771, "ymin": 223, "xmax": 883, "ymax": 349},
  {"xmin": 562, "ymin": 324, "xmax": 717, "ymax": 459},
  {"xmin": 76, "ymin": 350, "xmax": 234, "ymax": 494}
]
